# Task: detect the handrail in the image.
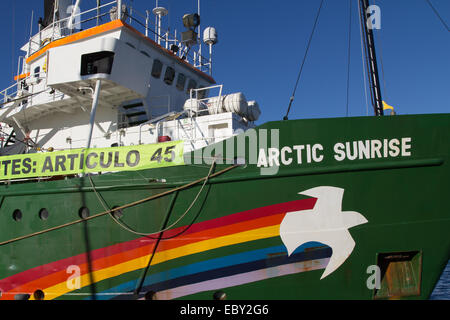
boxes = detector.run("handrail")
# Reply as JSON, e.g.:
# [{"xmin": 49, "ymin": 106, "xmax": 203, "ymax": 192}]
[
  {"xmin": 26, "ymin": 0, "xmax": 211, "ymax": 73},
  {"xmin": 0, "ymin": 71, "xmax": 50, "ymax": 105},
  {"xmin": 2, "ymin": 0, "xmax": 214, "ymax": 103},
  {"xmin": 188, "ymin": 84, "xmax": 223, "ymax": 117}
]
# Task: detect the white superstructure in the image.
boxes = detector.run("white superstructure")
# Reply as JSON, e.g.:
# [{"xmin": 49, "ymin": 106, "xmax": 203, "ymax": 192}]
[{"xmin": 0, "ymin": 0, "xmax": 260, "ymax": 156}]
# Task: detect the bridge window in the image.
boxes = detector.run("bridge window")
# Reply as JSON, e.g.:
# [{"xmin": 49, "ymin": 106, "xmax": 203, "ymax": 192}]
[
  {"xmin": 34, "ymin": 66, "xmax": 41, "ymax": 84},
  {"xmin": 80, "ymin": 51, "xmax": 114, "ymax": 75},
  {"xmin": 186, "ymin": 79, "xmax": 197, "ymax": 95},
  {"xmin": 164, "ymin": 66, "xmax": 175, "ymax": 85},
  {"xmin": 151, "ymin": 59, "xmax": 163, "ymax": 79},
  {"xmin": 197, "ymin": 86, "xmax": 209, "ymax": 99},
  {"xmin": 34, "ymin": 66, "xmax": 40, "ymax": 78},
  {"xmin": 176, "ymin": 73, "xmax": 186, "ymax": 91}
]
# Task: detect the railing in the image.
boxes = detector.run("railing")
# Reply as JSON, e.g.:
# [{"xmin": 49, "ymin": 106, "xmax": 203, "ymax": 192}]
[
  {"xmin": 2, "ymin": 1, "xmax": 213, "ymax": 108},
  {"xmin": 0, "ymin": 71, "xmax": 50, "ymax": 106},
  {"xmin": 1, "ymin": 56, "xmax": 27, "ymax": 105},
  {"xmin": 1, "ymin": 82, "xmax": 21, "ymax": 106},
  {"xmin": 188, "ymin": 84, "xmax": 224, "ymax": 117},
  {"xmin": 26, "ymin": 0, "xmax": 211, "ymax": 73}
]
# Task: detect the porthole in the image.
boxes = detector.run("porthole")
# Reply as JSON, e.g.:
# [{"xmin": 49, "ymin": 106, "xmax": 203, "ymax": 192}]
[
  {"xmin": 33, "ymin": 289, "xmax": 45, "ymax": 300},
  {"xmin": 79, "ymin": 207, "xmax": 90, "ymax": 219},
  {"xmin": 39, "ymin": 208, "xmax": 49, "ymax": 220},
  {"xmin": 13, "ymin": 209, "xmax": 22, "ymax": 221}
]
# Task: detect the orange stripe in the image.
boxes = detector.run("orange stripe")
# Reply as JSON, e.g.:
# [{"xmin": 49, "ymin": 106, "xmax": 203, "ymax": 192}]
[
  {"xmin": 4, "ymin": 213, "xmax": 285, "ymax": 299},
  {"xmin": 157, "ymin": 213, "xmax": 285, "ymax": 252},
  {"xmin": 14, "ymin": 72, "xmax": 30, "ymax": 81},
  {"xmin": 25, "ymin": 20, "xmax": 215, "ymax": 83},
  {"xmin": 6, "ymin": 242, "xmax": 157, "ymax": 299},
  {"xmin": 26, "ymin": 20, "xmax": 125, "ymax": 64}
]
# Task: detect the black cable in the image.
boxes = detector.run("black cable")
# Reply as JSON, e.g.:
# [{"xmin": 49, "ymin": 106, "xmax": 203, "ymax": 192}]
[
  {"xmin": 0, "ymin": 127, "xmax": 34, "ymax": 149},
  {"xmin": 134, "ymin": 184, "xmax": 212, "ymax": 298},
  {"xmin": 346, "ymin": 0, "xmax": 352, "ymax": 117},
  {"xmin": 425, "ymin": 0, "xmax": 450, "ymax": 32},
  {"xmin": 358, "ymin": 0, "xmax": 376, "ymax": 111},
  {"xmin": 283, "ymin": 0, "xmax": 325, "ymax": 121}
]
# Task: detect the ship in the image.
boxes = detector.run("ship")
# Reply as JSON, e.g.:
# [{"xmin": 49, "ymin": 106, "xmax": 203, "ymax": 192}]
[{"xmin": 0, "ymin": 0, "xmax": 448, "ymax": 300}]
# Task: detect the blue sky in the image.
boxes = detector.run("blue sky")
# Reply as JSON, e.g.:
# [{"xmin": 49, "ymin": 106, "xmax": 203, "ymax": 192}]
[{"xmin": 0, "ymin": 0, "xmax": 448, "ymax": 125}]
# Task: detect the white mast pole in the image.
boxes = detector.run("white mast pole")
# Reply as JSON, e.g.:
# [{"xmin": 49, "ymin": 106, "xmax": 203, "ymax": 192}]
[
  {"xmin": 27, "ymin": 10, "xmax": 34, "ymax": 70},
  {"xmin": 209, "ymin": 43, "xmax": 213, "ymax": 76},
  {"xmin": 198, "ymin": 0, "xmax": 201, "ymax": 69},
  {"xmin": 86, "ymin": 80, "xmax": 102, "ymax": 149},
  {"xmin": 158, "ymin": 13, "xmax": 162, "ymax": 45},
  {"xmin": 68, "ymin": 0, "xmax": 82, "ymax": 30},
  {"xmin": 117, "ymin": 0, "xmax": 122, "ymax": 20},
  {"xmin": 155, "ymin": 0, "xmax": 158, "ymax": 42}
]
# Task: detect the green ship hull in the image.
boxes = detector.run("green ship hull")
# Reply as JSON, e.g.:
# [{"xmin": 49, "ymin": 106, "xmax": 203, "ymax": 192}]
[{"xmin": 0, "ymin": 113, "xmax": 448, "ymax": 300}]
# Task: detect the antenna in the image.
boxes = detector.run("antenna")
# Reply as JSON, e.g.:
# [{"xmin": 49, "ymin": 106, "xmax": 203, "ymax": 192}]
[
  {"xmin": 203, "ymin": 27, "xmax": 218, "ymax": 75},
  {"xmin": 359, "ymin": 0, "xmax": 384, "ymax": 116},
  {"xmin": 29, "ymin": 10, "xmax": 34, "ymax": 38},
  {"xmin": 197, "ymin": 0, "xmax": 201, "ymax": 70},
  {"xmin": 68, "ymin": 0, "xmax": 81, "ymax": 30},
  {"xmin": 28, "ymin": 10, "xmax": 34, "ymax": 59},
  {"xmin": 153, "ymin": 2, "xmax": 168, "ymax": 46}
]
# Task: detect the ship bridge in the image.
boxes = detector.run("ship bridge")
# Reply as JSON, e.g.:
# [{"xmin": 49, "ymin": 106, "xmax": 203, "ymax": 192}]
[
  {"xmin": 0, "ymin": 0, "xmax": 258, "ymax": 155},
  {"xmin": 1, "ymin": 0, "xmax": 214, "ymax": 124}
]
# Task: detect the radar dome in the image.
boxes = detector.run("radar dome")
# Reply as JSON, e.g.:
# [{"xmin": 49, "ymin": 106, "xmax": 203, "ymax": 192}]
[{"xmin": 203, "ymin": 27, "xmax": 218, "ymax": 45}]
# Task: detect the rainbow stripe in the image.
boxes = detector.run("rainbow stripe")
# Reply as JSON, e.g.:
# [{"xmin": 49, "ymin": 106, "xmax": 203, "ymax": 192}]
[{"xmin": 0, "ymin": 197, "xmax": 330, "ymax": 300}]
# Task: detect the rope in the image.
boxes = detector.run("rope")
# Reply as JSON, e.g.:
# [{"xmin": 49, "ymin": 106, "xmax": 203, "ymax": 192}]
[
  {"xmin": 425, "ymin": 0, "xmax": 450, "ymax": 32},
  {"xmin": 345, "ymin": 0, "xmax": 352, "ymax": 117},
  {"xmin": 373, "ymin": 0, "xmax": 388, "ymax": 101},
  {"xmin": 0, "ymin": 162, "xmax": 237, "ymax": 246},
  {"xmin": 283, "ymin": 0, "xmax": 325, "ymax": 120},
  {"xmin": 358, "ymin": 0, "xmax": 370, "ymax": 116},
  {"xmin": 88, "ymin": 159, "xmax": 216, "ymax": 236}
]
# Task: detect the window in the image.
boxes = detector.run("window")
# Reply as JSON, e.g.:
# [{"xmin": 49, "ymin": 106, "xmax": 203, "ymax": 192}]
[
  {"xmin": 197, "ymin": 85, "xmax": 209, "ymax": 99},
  {"xmin": 34, "ymin": 66, "xmax": 41, "ymax": 84},
  {"xmin": 186, "ymin": 79, "xmax": 197, "ymax": 95},
  {"xmin": 80, "ymin": 51, "xmax": 114, "ymax": 75},
  {"xmin": 34, "ymin": 66, "xmax": 40, "ymax": 78},
  {"xmin": 164, "ymin": 66, "xmax": 175, "ymax": 85},
  {"xmin": 176, "ymin": 73, "xmax": 186, "ymax": 91},
  {"xmin": 151, "ymin": 59, "xmax": 163, "ymax": 78}
]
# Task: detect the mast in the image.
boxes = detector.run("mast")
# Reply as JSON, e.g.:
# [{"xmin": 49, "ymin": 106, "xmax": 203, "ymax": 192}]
[{"xmin": 359, "ymin": 0, "xmax": 384, "ymax": 116}]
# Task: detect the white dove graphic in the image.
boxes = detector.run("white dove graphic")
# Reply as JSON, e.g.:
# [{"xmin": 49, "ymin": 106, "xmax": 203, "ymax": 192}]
[{"xmin": 279, "ymin": 186, "xmax": 368, "ymax": 279}]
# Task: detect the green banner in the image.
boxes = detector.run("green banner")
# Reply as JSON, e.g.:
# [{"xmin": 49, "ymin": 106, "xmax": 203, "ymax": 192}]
[{"xmin": 0, "ymin": 141, "xmax": 184, "ymax": 180}]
